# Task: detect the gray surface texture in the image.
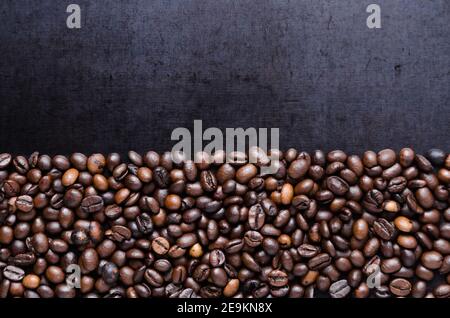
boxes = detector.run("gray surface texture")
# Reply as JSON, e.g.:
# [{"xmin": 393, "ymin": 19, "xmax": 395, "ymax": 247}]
[{"xmin": 0, "ymin": 0, "xmax": 449, "ymax": 155}]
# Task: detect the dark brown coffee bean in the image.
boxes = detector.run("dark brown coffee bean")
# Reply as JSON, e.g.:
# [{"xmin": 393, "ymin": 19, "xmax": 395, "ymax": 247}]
[
  {"xmin": 389, "ymin": 278, "xmax": 412, "ymax": 297},
  {"xmin": 241, "ymin": 231, "xmax": 262, "ymax": 248},
  {"xmin": 288, "ymin": 159, "xmax": 309, "ymax": 179},
  {"xmin": 136, "ymin": 213, "xmax": 153, "ymax": 234},
  {"xmin": 329, "ymin": 279, "xmax": 351, "ymax": 298},
  {"xmin": 80, "ymin": 248, "xmax": 99, "ymax": 273},
  {"xmin": 326, "ymin": 176, "xmax": 349, "ymax": 196},
  {"xmin": 248, "ymin": 204, "xmax": 265, "ymax": 230},
  {"xmin": 152, "ymin": 237, "xmax": 170, "ymax": 255},
  {"xmin": 308, "ymin": 253, "xmax": 331, "ymax": 270},
  {"xmin": 373, "ymin": 218, "xmax": 395, "ymax": 240},
  {"xmin": 144, "ymin": 269, "xmax": 164, "ymax": 287},
  {"xmin": 268, "ymin": 269, "xmax": 288, "ymax": 287},
  {"xmin": 109, "ymin": 225, "xmax": 132, "ymax": 242},
  {"xmin": 3, "ymin": 265, "xmax": 25, "ymax": 281},
  {"xmin": 433, "ymin": 284, "xmax": 450, "ymax": 298},
  {"xmin": 381, "ymin": 257, "xmax": 402, "ymax": 274},
  {"xmin": 421, "ymin": 251, "xmax": 443, "ymax": 270},
  {"xmin": 81, "ymin": 195, "xmax": 104, "ymax": 213},
  {"xmin": 209, "ymin": 249, "xmax": 226, "ymax": 267},
  {"xmin": 15, "ymin": 195, "xmax": 33, "ymax": 212},
  {"xmin": 200, "ymin": 170, "xmax": 217, "ymax": 192},
  {"xmin": 0, "ymin": 153, "xmax": 12, "ymax": 169},
  {"xmin": 298, "ymin": 244, "xmax": 320, "ymax": 258}
]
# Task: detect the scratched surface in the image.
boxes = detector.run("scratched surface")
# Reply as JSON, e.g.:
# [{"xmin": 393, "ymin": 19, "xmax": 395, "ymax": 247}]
[{"xmin": 0, "ymin": 0, "xmax": 449, "ymax": 155}]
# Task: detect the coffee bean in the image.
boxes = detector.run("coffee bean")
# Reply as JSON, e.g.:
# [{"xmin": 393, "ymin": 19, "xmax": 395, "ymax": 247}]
[
  {"xmin": 329, "ymin": 279, "xmax": 351, "ymax": 298},
  {"xmin": 152, "ymin": 237, "xmax": 170, "ymax": 255},
  {"xmin": 415, "ymin": 188, "xmax": 434, "ymax": 209},
  {"xmin": 280, "ymin": 183, "xmax": 294, "ymax": 205},
  {"xmin": 388, "ymin": 176, "xmax": 407, "ymax": 193},
  {"xmin": 394, "ymin": 216, "xmax": 413, "ymax": 232},
  {"xmin": 308, "ymin": 253, "xmax": 331, "ymax": 270},
  {"xmin": 260, "ymin": 198, "xmax": 278, "ymax": 216},
  {"xmin": 200, "ymin": 285, "xmax": 222, "ymax": 298},
  {"xmin": 0, "ymin": 148, "xmax": 447, "ymax": 298},
  {"xmin": 415, "ymin": 154, "xmax": 433, "ymax": 172},
  {"xmin": 373, "ymin": 218, "xmax": 395, "ymax": 240},
  {"xmin": 433, "ymin": 284, "xmax": 450, "ymax": 298},
  {"xmin": 200, "ymin": 170, "xmax": 217, "ymax": 192},
  {"xmin": 288, "ymin": 159, "xmax": 309, "ymax": 179},
  {"xmin": 13, "ymin": 156, "xmax": 29, "ymax": 174},
  {"xmin": 297, "ymin": 244, "xmax": 320, "ymax": 258},
  {"xmin": 223, "ymin": 279, "xmax": 239, "ymax": 297},
  {"xmin": 10, "ymin": 253, "xmax": 36, "ymax": 267},
  {"xmin": 109, "ymin": 225, "xmax": 132, "ymax": 242},
  {"xmin": 421, "ymin": 251, "xmax": 443, "ymax": 270},
  {"xmin": 211, "ymin": 267, "xmax": 227, "ymax": 287},
  {"xmin": 15, "ymin": 195, "xmax": 33, "ymax": 212},
  {"xmin": 136, "ymin": 213, "xmax": 153, "ymax": 234},
  {"xmin": 352, "ymin": 219, "xmax": 369, "ymax": 240},
  {"xmin": 71, "ymin": 229, "xmax": 90, "ymax": 246},
  {"xmin": 243, "ymin": 231, "xmax": 262, "ymax": 248},
  {"xmin": 145, "ymin": 269, "xmax": 164, "ymax": 287},
  {"xmin": 381, "ymin": 257, "xmax": 402, "ymax": 274},
  {"xmin": 23, "ymin": 274, "xmax": 40, "ymax": 289},
  {"xmin": 377, "ymin": 149, "xmax": 396, "ymax": 168},
  {"xmin": 81, "ymin": 195, "xmax": 104, "ymax": 213},
  {"xmin": 87, "ymin": 154, "xmax": 106, "ymax": 174},
  {"xmin": 236, "ymin": 164, "xmax": 258, "ymax": 184},
  {"xmin": 248, "ymin": 204, "xmax": 265, "ymax": 230},
  {"xmin": 389, "ymin": 278, "xmax": 411, "ymax": 297},
  {"xmin": 326, "ymin": 176, "xmax": 349, "ymax": 196},
  {"xmin": 0, "ymin": 153, "xmax": 12, "ymax": 169},
  {"xmin": 80, "ymin": 248, "xmax": 99, "ymax": 273},
  {"xmin": 3, "ymin": 265, "xmax": 25, "ymax": 281},
  {"xmin": 268, "ymin": 269, "xmax": 288, "ymax": 287},
  {"xmin": 209, "ymin": 249, "xmax": 226, "ymax": 267}
]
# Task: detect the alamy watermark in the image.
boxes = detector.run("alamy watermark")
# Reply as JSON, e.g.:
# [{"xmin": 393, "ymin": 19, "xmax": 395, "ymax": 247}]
[{"xmin": 171, "ymin": 120, "xmax": 280, "ymax": 175}]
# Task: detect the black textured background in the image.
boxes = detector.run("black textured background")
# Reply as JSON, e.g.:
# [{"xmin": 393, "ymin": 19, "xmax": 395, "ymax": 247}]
[{"xmin": 0, "ymin": 0, "xmax": 449, "ymax": 156}]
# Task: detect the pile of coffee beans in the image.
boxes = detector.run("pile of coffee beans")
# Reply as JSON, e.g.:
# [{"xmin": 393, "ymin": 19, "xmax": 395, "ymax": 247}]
[{"xmin": 0, "ymin": 148, "xmax": 449, "ymax": 298}]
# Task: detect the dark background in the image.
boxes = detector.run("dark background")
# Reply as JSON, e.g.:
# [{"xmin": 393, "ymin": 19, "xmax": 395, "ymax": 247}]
[{"xmin": 0, "ymin": 0, "xmax": 449, "ymax": 156}]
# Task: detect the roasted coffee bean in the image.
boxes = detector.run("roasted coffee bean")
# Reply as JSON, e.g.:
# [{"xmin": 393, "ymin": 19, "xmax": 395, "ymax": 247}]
[
  {"xmin": 298, "ymin": 244, "xmax": 320, "ymax": 258},
  {"xmin": 0, "ymin": 153, "xmax": 12, "ymax": 169},
  {"xmin": 433, "ymin": 284, "xmax": 450, "ymax": 298},
  {"xmin": 109, "ymin": 225, "xmax": 132, "ymax": 242},
  {"xmin": 200, "ymin": 170, "xmax": 217, "ymax": 192},
  {"xmin": 381, "ymin": 257, "xmax": 402, "ymax": 274},
  {"xmin": 144, "ymin": 269, "xmax": 164, "ymax": 287},
  {"xmin": 3, "ymin": 265, "xmax": 25, "ymax": 281},
  {"xmin": 329, "ymin": 279, "xmax": 351, "ymax": 298},
  {"xmin": 353, "ymin": 219, "xmax": 369, "ymax": 240},
  {"xmin": 0, "ymin": 148, "xmax": 447, "ymax": 298},
  {"xmin": 152, "ymin": 237, "xmax": 170, "ymax": 255},
  {"xmin": 268, "ymin": 269, "xmax": 288, "ymax": 287},
  {"xmin": 373, "ymin": 218, "xmax": 395, "ymax": 240},
  {"xmin": 248, "ymin": 204, "xmax": 265, "ymax": 230},
  {"xmin": 421, "ymin": 251, "xmax": 443, "ymax": 270},
  {"xmin": 13, "ymin": 156, "xmax": 29, "ymax": 174},
  {"xmin": 209, "ymin": 249, "xmax": 226, "ymax": 267},
  {"xmin": 71, "ymin": 229, "xmax": 90, "ymax": 246},
  {"xmin": 288, "ymin": 159, "xmax": 309, "ymax": 179},
  {"xmin": 153, "ymin": 167, "xmax": 169, "ymax": 188},
  {"xmin": 389, "ymin": 278, "xmax": 412, "ymax": 297},
  {"xmin": 308, "ymin": 253, "xmax": 331, "ymax": 271},
  {"xmin": 15, "ymin": 195, "xmax": 33, "ymax": 212},
  {"xmin": 9, "ymin": 253, "xmax": 36, "ymax": 267},
  {"xmin": 326, "ymin": 176, "xmax": 349, "ymax": 196},
  {"xmin": 136, "ymin": 213, "xmax": 153, "ymax": 234},
  {"xmin": 81, "ymin": 195, "xmax": 104, "ymax": 213}
]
